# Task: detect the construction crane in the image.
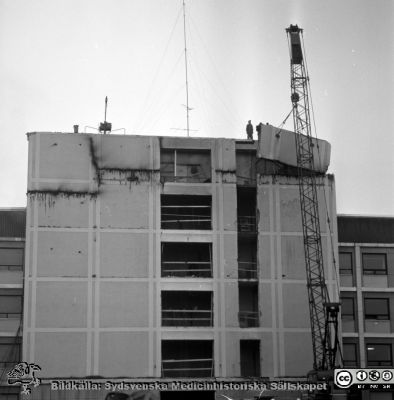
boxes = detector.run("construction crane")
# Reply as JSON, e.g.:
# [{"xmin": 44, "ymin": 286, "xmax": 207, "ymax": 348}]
[{"xmin": 286, "ymin": 24, "xmax": 340, "ymax": 376}]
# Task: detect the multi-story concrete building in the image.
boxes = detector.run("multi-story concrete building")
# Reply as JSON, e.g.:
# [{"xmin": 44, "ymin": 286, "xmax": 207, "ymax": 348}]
[
  {"xmin": 0, "ymin": 124, "xmax": 392, "ymax": 400},
  {"xmin": 0, "ymin": 208, "xmax": 25, "ymax": 400},
  {"xmin": 21, "ymin": 128, "xmax": 339, "ymax": 399}
]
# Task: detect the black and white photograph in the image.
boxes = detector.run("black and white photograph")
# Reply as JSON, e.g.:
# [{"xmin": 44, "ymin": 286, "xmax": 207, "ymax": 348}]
[{"xmin": 0, "ymin": 1, "xmax": 393, "ymax": 399}]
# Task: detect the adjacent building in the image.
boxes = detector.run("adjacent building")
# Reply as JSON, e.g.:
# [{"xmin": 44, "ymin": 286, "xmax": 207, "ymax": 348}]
[
  {"xmin": 0, "ymin": 209, "xmax": 25, "ymax": 400},
  {"xmin": 339, "ymin": 215, "xmax": 394, "ymax": 370}
]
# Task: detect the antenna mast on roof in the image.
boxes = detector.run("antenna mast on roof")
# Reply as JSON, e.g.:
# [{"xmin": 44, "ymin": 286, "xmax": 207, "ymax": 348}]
[
  {"xmin": 182, "ymin": 0, "xmax": 190, "ymax": 137},
  {"xmin": 99, "ymin": 96, "xmax": 112, "ymax": 134}
]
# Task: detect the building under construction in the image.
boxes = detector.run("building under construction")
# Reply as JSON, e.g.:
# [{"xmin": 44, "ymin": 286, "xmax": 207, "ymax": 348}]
[{"xmin": 17, "ymin": 124, "xmax": 339, "ymax": 399}]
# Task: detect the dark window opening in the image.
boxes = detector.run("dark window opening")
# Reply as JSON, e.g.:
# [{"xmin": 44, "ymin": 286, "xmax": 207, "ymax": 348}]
[
  {"xmin": 363, "ymin": 253, "xmax": 387, "ymax": 275},
  {"xmin": 366, "ymin": 343, "xmax": 392, "ymax": 367},
  {"xmin": 0, "ymin": 290, "xmax": 22, "ymax": 318},
  {"xmin": 343, "ymin": 343, "xmax": 358, "ymax": 367},
  {"xmin": 240, "ymin": 340, "xmax": 260, "ymax": 377},
  {"xmin": 0, "ymin": 248, "xmax": 24, "ymax": 270},
  {"xmin": 339, "ymin": 251, "xmax": 353, "ymax": 275},
  {"xmin": 364, "ymin": 298, "xmax": 390, "ymax": 320},
  {"xmin": 237, "ymin": 188, "xmax": 257, "ymax": 233},
  {"xmin": 161, "ymin": 242, "xmax": 212, "ymax": 278},
  {"xmin": 0, "ymin": 390, "xmax": 20, "ymax": 400},
  {"xmin": 238, "ymin": 283, "xmax": 259, "ymax": 327},
  {"xmin": 161, "ymin": 195, "xmax": 211, "ymax": 230},
  {"xmin": 161, "ymin": 340, "xmax": 213, "ymax": 378},
  {"xmin": 161, "ymin": 291, "xmax": 213, "ymax": 327},
  {"xmin": 0, "ymin": 337, "xmax": 21, "ymax": 367},
  {"xmin": 236, "ymin": 151, "xmax": 256, "ymax": 186},
  {"xmin": 341, "ymin": 297, "xmax": 355, "ymax": 319},
  {"xmin": 238, "ymin": 237, "xmax": 257, "ymax": 280},
  {"xmin": 160, "ymin": 149, "xmax": 211, "ymax": 183}
]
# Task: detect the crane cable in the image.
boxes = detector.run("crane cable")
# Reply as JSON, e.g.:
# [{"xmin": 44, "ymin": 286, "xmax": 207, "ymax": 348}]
[{"xmin": 133, "ymin": 5, "xmax": 183, "ymax": 134}]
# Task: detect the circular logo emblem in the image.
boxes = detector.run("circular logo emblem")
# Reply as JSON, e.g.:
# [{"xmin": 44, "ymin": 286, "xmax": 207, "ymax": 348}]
[
  {"xmin": 335, "ymin": 370, "xmax": 353, "ymax": 388},
  {"xmin": 382, "ymin": 370, "xmax": 393, "ymax": 382},
  {"xmin": 369, "ymin": 370, "xmax": 380, "ymax": 381},
  {"xmin": 356, "ymin": 370, "xmax": 368, "ymax": 382}
]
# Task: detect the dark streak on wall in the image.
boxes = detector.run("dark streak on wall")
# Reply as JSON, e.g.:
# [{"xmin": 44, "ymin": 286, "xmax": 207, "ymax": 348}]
[{"xmin": 88, "ymin": 137, "xmax": 102, "ymax": 186}]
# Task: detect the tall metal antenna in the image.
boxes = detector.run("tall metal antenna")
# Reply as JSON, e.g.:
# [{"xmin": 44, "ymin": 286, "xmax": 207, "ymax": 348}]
[
  {"xmin": 104, "ymin": 96, "xmax": 108, "ymax": 122},
  {"xmin": 182, "ymin": 0, "xmax": 190, "ymax": 136},
  {"xmin": 99, "ymin": 96, "xmax": 112, "ymax": 134}
]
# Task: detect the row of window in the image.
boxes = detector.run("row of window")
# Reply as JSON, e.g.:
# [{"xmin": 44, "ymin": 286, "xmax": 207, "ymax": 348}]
[
  {"xmin": 159, "ymin": 149, "xmax": 257, "ymax": 186},
  {"xmin": 161, "ymin": 286, "xmax": 258, "ymax": 328},
  {"xmin": 344, "ymin": 342, "xmax": 393, "ymax": 367},
  {"xmin": 0, "ymin": 290, "xmax": 22, "ymax": 318},
  {"xmin": 161, "ymin": 339, "xmax": 260, "ymax": 378},
  {"xmin": 339, "ymin": 251, "xmax": 388, "ymax": 275},
  {"xmin": 161, "ymin": 149, "xmax": 211, "ymax": 183},
  {"xmin": 342, "ymin": 296, "xmax": 391, "ymax": 320},
  {"xmin": 0, "ymin": 338, "xmax": 262, "ymax": 379},
  {"xmin": 2, "ymin": 337, "xmax": 393, "ymax": 377},
  {"xmin": 160, "ymin": 193, "xmax": 257, "ymax": 232}
]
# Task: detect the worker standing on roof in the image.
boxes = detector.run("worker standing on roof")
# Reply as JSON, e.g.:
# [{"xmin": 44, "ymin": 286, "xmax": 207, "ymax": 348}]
[
  {"xmin": 256, "ymin": 122, "xmax": 263, "ymax": 136},
  {"xmin": 246, "ymin": 120, "xmax": 253, "ymax": 140}
]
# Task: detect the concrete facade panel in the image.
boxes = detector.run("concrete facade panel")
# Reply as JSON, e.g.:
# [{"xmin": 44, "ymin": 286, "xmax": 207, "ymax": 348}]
[
  {"xmin": 100, "ymin": 232, "xmax": 149, "ymax": 278},
  {"xmin": 36, "ymin": 231, "xmax": 88, "ymax": 277},
  {"xmin": 95, "ymin": 135, "xmax": 158, "ymax": 170},
  {"xmin": 224, "ymin": 282, "xmax": 239, "ymax": 327},
  {"xmin": 259, "ymin": 283, "xmax": 273, "ymax": 328},
  {"xmin": 260, "ymin": 332, "xmax": 274, "ymax": 377},
  {"xmin": 37, "ymin": 133, "xmax": 91, "ymax": 180},
  {"xmin": 99, "ymin": 332, "xmax": 149, "ymax": 377},
  {"xmin": 257, "ymin": 184, "xmax": 270, "ymax": 233},
  {"xmin": 100, "ymin": 184, "xmax": 149, "ymax": 229},
  {"xmin": 214, "ymin": 139, "xmax": 236, "ymax": 172},
  {"xmin": 258, "ymin": 237, "xmax": 272, "ymax": 279},
  {"xmin": 282, "ymin": 283, "xmax": 310, "ymax": 328},
  {"xmin": 36, "ymin": 195, "xmax": 90, "ymax": 228},
  {"xmin": 223, "ymin": 235, "xmax": 237, "ymax": 279},
  {"xmin": 281, "ymin": 236, "xmax": 306, "ymax": 280},
  {"xmin": 224, "ymin": 332, "xmax": 240, "ymax": 377},
  {"xmin": 35, "ymin": 282, "xmax": 88, "ymax": 328},
  {"xmin": 279, "ymin": 186, "xmax": 302, "ymax": 232},
  {"xmin": 99, "ymin": 282, "xmax": 149, "ymax": 327},
  {"xmin": 160, "ymin": 137, "xmax": 212, "ymax": 150},
  {"xmin": 258, "ymin": 124, "xmax": 331, "ymax": 173},
  {"xmin": 35, "ymin": 332, "xmax": 87, "ymax": 377},
  {"xmin": 284, "ymin": 332, "xmax": 313, "ymax": 377},
  {"xmin": 222, "ymin": 186, "xmax": 237, "ymax": 231}
]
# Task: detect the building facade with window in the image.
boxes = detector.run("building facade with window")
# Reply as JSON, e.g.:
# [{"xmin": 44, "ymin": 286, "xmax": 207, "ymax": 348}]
[
  {"xmin": 339, "ymin": 216, "xmax": 394, "ymax": 371},
  {"xmin": 21, "ymin": 131, "xmax": 338, "ymax": 399},
  {"xmin": 0, "ymin": 209, "xmax": 25, "ymax": 400}
]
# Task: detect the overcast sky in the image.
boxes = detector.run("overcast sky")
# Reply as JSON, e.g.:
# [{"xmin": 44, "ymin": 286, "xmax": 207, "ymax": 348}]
[{"xmin": 0, "ymin": 0, "xmax": 393, "ymax": 216}]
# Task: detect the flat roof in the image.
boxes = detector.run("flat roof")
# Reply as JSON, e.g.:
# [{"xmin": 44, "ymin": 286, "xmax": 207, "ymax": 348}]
[{"xmin": 338, "ymin": 215, "xmax": 394, "ymax": 244}]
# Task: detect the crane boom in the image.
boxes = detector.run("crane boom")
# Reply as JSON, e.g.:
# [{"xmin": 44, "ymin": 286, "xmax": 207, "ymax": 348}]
[{"xmin": 286, "ymin": 25, "xmax": 339, "ymax": 372}]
